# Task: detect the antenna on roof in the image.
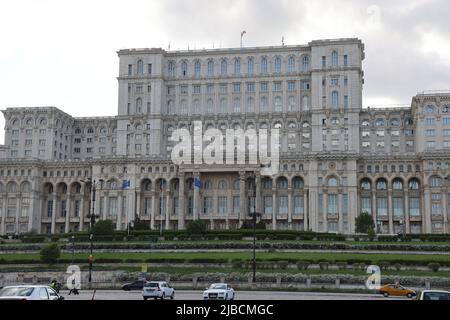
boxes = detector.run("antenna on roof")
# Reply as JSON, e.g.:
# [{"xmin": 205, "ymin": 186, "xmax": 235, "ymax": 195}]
[
  {"xmin": 240, "ymin": 30, "xmax": 246, "ymax": 48},
  {"xmin": 168, "ymin": 42, "xmax": 171, "ymax": 51},
  {"xmin": 282, "ymin": 36, "xmax": 285, "ymax": 46}
]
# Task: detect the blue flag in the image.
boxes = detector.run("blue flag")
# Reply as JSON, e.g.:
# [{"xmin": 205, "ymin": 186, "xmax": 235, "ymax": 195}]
[
  {"xmin": 122, "ymin": 180, "xmax": 131, "ymax": 189},
  {"xmin": 194, "ymin": 178, "xmax": 203, "ymax": 189}
]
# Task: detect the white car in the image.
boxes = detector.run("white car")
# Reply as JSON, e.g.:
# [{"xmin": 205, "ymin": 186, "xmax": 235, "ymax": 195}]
[
  {"xmin": 203, "ymin": 283, "xmax": 235, "ymax": 300},
  {"xmin": 142, "ymin": 281, "xmax": 175, "ymax": 300},
  {"xmin": 417, "ymin": 290, "xmax": 450, "ymax": 300},
  {"xmin": 0, "ymin": 285, "xmax": 64, "ymax": 300}
]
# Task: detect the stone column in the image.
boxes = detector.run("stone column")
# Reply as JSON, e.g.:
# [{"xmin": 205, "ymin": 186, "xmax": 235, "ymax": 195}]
[
  {"xmin": 442, "ymin": 188, "xmax": 448, "ymax": 234},
  {"xmin": 165, "ymin": 189, "xmax": 170, "ymax": 230},
  {"xmin": 16, "ymin": 194, "xmax": 21, "ymax": 235},
  {"xmin": 272, "ymin": 189, "xmax": 277, "ymax": 230},
  {"xmin": 304, "ymin": 192, "xmax": 309, "ymax": 231},
  {"xmin": 1, "ymin": 196, "xmax": 7, "ymax": 235},
  {"xmin": 288, "ymin": 187, "xmax": 293, "ymax": 230},
  {"xmin": 372, "ymin": 192, "xmax": 377, "ymax": 222},
  {"xmin": 239, "ymin": 172, "xmax": 246, "ymax": 227},
  {"xmin": 338, "ymin": 193, "xmax": 343, "ymax": 233},
  {"xmin": 178, "ymin": 175, "xmax": 185, "ymax": 230},
  {"xmin": 79, "ymin": 197, "xmax": 85, "ymax": 232},
  {"xmin": 51, "ymin": 193, "xmax": 57, "ymax": 234},
  {"xmin": 102, "ymin": 194, "xmax": 108, "ymax": 221},
  {"xmin": 255, "ymin": 174, "xmax": 261, "ymax": 214},
  {"xmin": 424, "ymin": 187, "xmax": 431, "ymax": 233},
  {"xmin": 404, "ymin": 191, "xmax": 410, "ymax": 234},
  {"xmin": 193, "ymin": 172, "xmax": 200, "ymax": 221},
  {"xmin": 117, "ymin": 195, "xmax": 122, "ymax": 230},
  {"xmin": 150, "ymin": 191, "xmax": 156, "ymax": 230},
  {"xmin": 323, "ymin": 192, "xmax": 328, "ymax": 233},
  {"xmin": 136, "ymin": 190, "xmax": 141, "ymax": 218},
  {"xmin": 387, "ymin": 189, "xmax": 393, "ymax": 234},
  {"xmin": 65, "ymin": 196, "xmax": 71, "ymax": 233}
]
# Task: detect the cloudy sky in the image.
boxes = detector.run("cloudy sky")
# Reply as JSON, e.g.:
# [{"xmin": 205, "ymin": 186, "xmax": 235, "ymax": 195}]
[{"xmin": 1, "ymin": 0, "xmax": 450, "ymax": 143}]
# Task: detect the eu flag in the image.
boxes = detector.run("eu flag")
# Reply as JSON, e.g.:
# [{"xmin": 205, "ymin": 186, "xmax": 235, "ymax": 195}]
[
  {"xmin": 194, "ymin": 178, "xmax": 203, "ymax": 189},
  {"xmin": 122, "ymin": 180, "xmax": 131, "ymax": 189}
]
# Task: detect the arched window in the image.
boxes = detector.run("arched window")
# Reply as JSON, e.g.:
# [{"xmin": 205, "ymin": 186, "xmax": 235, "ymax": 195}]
[
  {"xmin": 274, "ymin": 56, "xmax": 282, "ymax": 73},
  {"xmin": 260, "ymin": 96, "xmax": 268, "ymax": 112},
  {"xmin": 221, "ymin": 59, "xmax": 227, "ymax": 75},
  {"xmin": 87, "ymin": 128, "xmax": 94, "ymax": 134},
  {"xmin": 362, "ymin": 120, "xmax": 370, "ymax": 126},
  {"xmin": 263, "ymin": 178, "xmax": 273, "ymax": 189},
  {"xmin": 207, "ymin": 99, "xmax": 214, "ymax": 113},
  {"xmin": 233, "ymin": 180, "xmax": 240, "ymax": 190},
  {"xmin": 328, "ymin": 177, "xmax": 338, "ymax": 187},
  {"xmin": 75, "ymin": 128, "xmax": 81, "ymax": 134},
  {"xmin": 430, "ymin": 176, "xmax": 442, "ymax": 187},
  {"xmin": 193, "ymin": 99, "xmax": 201, "ymax": 114},
  {"xmin": 168, "ymin": 61, "xmax": 175, "ymax": 77},
  {"xmin": 361, "ymin": 179, "xmax": 371, "ymax": 191},
  {"xmin": 288, "ymin": 96, "xmax": 296, "ymax": 111},
  {"xmin": 331, "ymin": 91, "xmax": 339, "ymax": 108},
  {"xmin": 137, "ymin": 60, "xmax": 144, "ymax": 74},
  {"xmin": 207, "ymin": 60, "xmax": 214, "ymax": 76},
  {"xmin": 393, "ymin": 179, "xmax": 403, "ymax": 190},
  {"xmin": 194, "ymin": 60, "xmax": 201, "ymax": 77},
  {"xmin": 277, "ymin": 177, "xmax": 288, "ymax": 189},
  {"xmin": 302, "ymin": 96, "xmax": 310, "ymax": 111},
  {"xmin": 390, "ymin": 118, "xmax": 400, "ymax": 126},
  {"xmin": 181, "ymin": 61, "xmax": 188, "ymax": 76},
  {"xmin": 233, "ymin": 98, "xmax": 241, "ymax": 113},
  {"xmin": 234, "ymin": 58, "xmax": 241, "ymax": 74},
  {"xmin": 246, "ymin": 97, "xmax": 255, "ymax": 113},
  {"xmin": 292, "ymin": 177, "xmax": 304, "ymax": 189},
  {"xmin": 375, "ymin": 119, "xmax": 385, "ymax": 126},
  {"xmin": 247, "ymin": 58, "xmax": 254, "ymax": 74},
  {"xmin": 274, "ymin": 96, "xmax": 282, "ymax": 112},
  {"xmin": 204, "ymin": 180, "xmax": 213, "ymax": 190},
  {"xmin": 7, "ymin": 182, "xmax": 18, "ymax": 193},
  {"xmin": 287, "ymin": 56, "xmax": 295, "ymax": 72},
  {"xmin": 302, "ymin": 122, "xmax": 310, "ymax": 129},
  {"xmin": 425, "ymin": 105, "xmax": 435, "ymax": 113},
  {"xmin": 136, "ymin": 98, "xmax": 142, "ymax": 113},
  {"xmin": 302, "ymin": 55, "xmax": 310, "ymax": 72},
  {"xmin": 376, "ymin": 179, "xmax": 387, "ymax": 190},
  {"xmin": 443, "ymin": 105, "xmax": 450, "ymax": 113},
  {"xmin": 26, "ymin": 118, "xmax": 33, "ymax": 126},
  {"xmin": 408, "ymin": 179, "xmax": 420, "ymax": 190},
  {"xmin": 167, "ymin": 100, "xmax": 175, "ymax": 114},
  {"xmin": 331, "ymin": 51, "xmax": 338, "ymax": 67},
  {"xmin": 180, "ymin": 100, "xmax": 188, "ymax": 114},
  {"xmin": 21, "ymin": 181, "xmax": 31, "ymax": 193},
  {"xmin": 218, "ymin": 180, "xmax": 228, "ymax": 190},
  {"xmin": 273, "ymin": 122, "xmax": 282, "ymax": 129},
  {"xmin": 220, "ymin": 98, "xmax": 227, "ymax": 114},
  {"xmin": 260, "ymin": 57, "xmax": 268, "ymax": 73}
]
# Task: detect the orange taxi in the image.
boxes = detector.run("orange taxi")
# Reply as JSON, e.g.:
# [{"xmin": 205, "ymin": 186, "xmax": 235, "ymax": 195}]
[{"xmin": 378, "ymin": 284, "xmax": 416, "ymax": 298}]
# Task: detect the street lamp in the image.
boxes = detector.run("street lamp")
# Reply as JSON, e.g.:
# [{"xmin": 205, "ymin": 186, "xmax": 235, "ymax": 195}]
[
  {"xmin": 81, "ymin": 178, "xmax": 103, "ymax": 283},
  {"xmin": 248, "ymin": 172, "xmax": 261, "ymax": 284},
  {"xmin": 71, "ymin": 235, "xmax": 75, "ymax": 264}
]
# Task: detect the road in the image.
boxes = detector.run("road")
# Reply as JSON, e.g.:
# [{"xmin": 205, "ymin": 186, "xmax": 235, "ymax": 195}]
[{"xmin": 61, "ymin": 290, "xmax": 405, "ymax": 300}]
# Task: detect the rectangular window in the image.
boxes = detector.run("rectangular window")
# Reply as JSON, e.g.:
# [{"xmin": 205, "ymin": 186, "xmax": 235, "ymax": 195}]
[
  {"xmin": 264, "ymin": 196, "xmax": 273, "ymax": 214},
  {"xmin": 193, "ymin": 85, "xmax": 201, "ymax": 94},
  {"xmin": 180, "ymin": 85, "xmax": 188, "ymax": 94},
  {"xmin": 273, "ymin": 82, "xmax": 282, "ymax": 91},
  {"xmin": 443, "ymin": 118, "xmax": 450, "ymax": 125},
  {"xmin": 287, "ymin": 81, "xmax": 296, "ymax": 91},
  {"xmin": 426, "ymin": 129, "xmax": 436, "ymax": 136},
  {"xmin": 432, "ymin": 203, "xmax": 442, "ymax": 215},
  {"xmin": 128, "ymin": 64, "xmax": 132, "ymax": 76},
  {"xmin": 148, "ymin": 64, "xmax": 152, "ymax": 74},
  {"xmin": 343, "ymin": 55, "xmax": 348, "ymax": 66},
  {"xmin": 39, "ymin": 129, "xmax": 46, "ymax": 135},
  {"xmin": 393, "ymin": 198, "xmax": 404, "ymax": 217},
  {"xmin": 233, "ymin": 83, "xmax": 241, "ymax": 93},
  {"xmin": 427, "ymin": 141, "xmax": 435, "ymax": 149},
  {"xmin": 327, "ymin": 194, "xmax": 338, "ymax": 214},
  {"xmin": 278, "ymin": 196, "xmax": 288, "ymax": 214},
  {"xmin": 344, "ymin": 96, "xmax": 349, "ymax": 108},
  {"xmin": 377, "ymin": 198, "xmax": 387, "ymax": 216},
  {"xmin": 260, "ymin": 82, "xmax": 268, "ymax": 92},
  {"xmin": 344, "ymin": 77, "xmax": 348, "ymax": 86},
  {"xmin": 293, "ymin": 196, "xmax": 304, "ymax": 214},
  {"xmin": 47, "ymin": 200, "xmax": 53, "ymax": 218},
  {"xmin": 233, "ymin": 196, "xmax": 240, "ymax": 214},
  {"xmin": 220, "ymin": 83, "xmax": 228, "ymax": 93},
  {"xmin": 246, "ymin": 82, "xmax": 255, "ymax": 92},
  {"xmin": 322, "ymin": 56, "xmax": 326, "ymax": 68},
  {"xmin": 203, "ymin": 197, "xmax": 213, "ymax": 215},
  {"xmin": 426, "ymin": 118, "xmax": 436, "ymax": 125},
  {"xmin": 330, "ymin": 78, "xmax": 339, "ymax": 86},
  {"xmin": 342, "ymin": 194, "xmax": 349, "ymax": 216},
  {"xmin": 218, "ymin": 197, "xmax": 227, "ymax": 215},
  {"xmin": 409, "ymin": 198, "xmax": 420, "ymax": 216},
  {"xmin": 206, "ymin": 84, "xmax": 215, "ymax": 93}
]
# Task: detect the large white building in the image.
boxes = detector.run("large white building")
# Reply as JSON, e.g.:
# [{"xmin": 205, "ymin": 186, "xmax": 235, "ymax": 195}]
[{"xmin": 1, "ymin": 38, "xmax": 450, "ymax": 235}]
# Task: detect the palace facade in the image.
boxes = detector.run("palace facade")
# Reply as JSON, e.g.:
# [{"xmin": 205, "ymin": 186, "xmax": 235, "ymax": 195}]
[{"xmin": 1, "ymin": 38, "xmax": 450, "ymax": 235}]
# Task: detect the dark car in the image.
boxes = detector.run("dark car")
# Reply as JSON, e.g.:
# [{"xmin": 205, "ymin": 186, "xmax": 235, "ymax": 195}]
[{"xmin": 122, "ymin": 280, "xmax": 146, "ymax": 291}]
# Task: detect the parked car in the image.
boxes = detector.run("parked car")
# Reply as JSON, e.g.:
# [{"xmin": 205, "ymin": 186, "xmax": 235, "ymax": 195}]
[
  {"xmin": 0, "ymin": 285, "xmax": 64, "ymax": 300},
  {"xmin": 122, "ymin": 280, "xmax": 146, "ymax": 291},
  {"xmin": 378, "ymin": 284, "xmax": 416, "ymax": 298},
  {"xmin": 417, "ymin": 290, "xmax": 450, "ymax": 300},
  {"xmin": 142, "ymin": 281, "xmax": 175, "ymax": 300},
  {"xmin": 203, "ymin": 283, "xmax": 235, "ymax": 300}
]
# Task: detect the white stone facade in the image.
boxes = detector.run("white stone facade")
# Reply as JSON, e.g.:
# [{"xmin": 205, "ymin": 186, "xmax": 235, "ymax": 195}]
[{"xmin": 0, "ymin": 38, "xmax": 449, "ymax": 235}]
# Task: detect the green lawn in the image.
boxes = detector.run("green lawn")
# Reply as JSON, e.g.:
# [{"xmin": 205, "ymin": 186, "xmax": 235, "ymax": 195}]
[{"xmin": 2, "ymin": 251, "xmax": 450, "ymax": 264}]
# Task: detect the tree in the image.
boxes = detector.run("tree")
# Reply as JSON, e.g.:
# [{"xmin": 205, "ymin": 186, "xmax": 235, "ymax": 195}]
[
  {"xmin": 186, "ymin": 220, "xmax": 207, "ymax": 235},
  {"xmin": 40, "ymin": 243, "xmax": 61, "ymax": 264},
  {"xmin": 355, "ymin": 211, "xmax": 375, "ymax": 234},
  {"xmin": 240, "ymin": 220, "xmax": 266, "ymax": 230},
  {"xmin": 132, "ymin": 216, "xmax": 149, "ymax": 231},
  {"xmin": 91, "ymin": 220, "xmax": 115, "ymax": 236}
]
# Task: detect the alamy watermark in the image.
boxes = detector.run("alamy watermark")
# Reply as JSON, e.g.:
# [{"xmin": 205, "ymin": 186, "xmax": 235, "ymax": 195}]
[{"xmin": 169, "ymin": 121, "xmax": 280, "ymax": 175}]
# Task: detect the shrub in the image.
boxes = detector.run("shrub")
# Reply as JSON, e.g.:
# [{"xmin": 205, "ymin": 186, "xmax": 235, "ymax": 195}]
[
  {"xmin": 319, "ymin": 262, "xmax": 329, "ymax": 270},
  {"xmin": 355, "ymin": 211, "xmax": 375, "ymax": 234},
  {"xmin": 40, "ymin": 243, "xmax": 61, "ymax": 264},
  {"xmin": 91, "ymin": 220, "xmax": 115, "ymax": 236},
  {"xmin": 378, "ymin": 261, "xmax": 390, "ymax": 270},
  {"xmin": 428, "ymin": 263, "xmax": 440, "ymax": 272},
  {"xmin": 186, "ymin": 220, "xmax": 208, "ymax": 235},
  {"xmin": 336, "ymin": 262, "xmax": 347, "ymax": 270},
  {"xmin": 21, "ymin": 236, "xmax": 47, "ymax": 243},
  {"xmin": 394, "ymin": 263, "xmax": 402, "ymax": 271}
]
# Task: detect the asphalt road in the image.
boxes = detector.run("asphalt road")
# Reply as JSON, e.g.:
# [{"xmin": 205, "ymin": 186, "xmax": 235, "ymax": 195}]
[{"xmin": 61, "ymin": 290, "xmax": 405, "ymax": 300}]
